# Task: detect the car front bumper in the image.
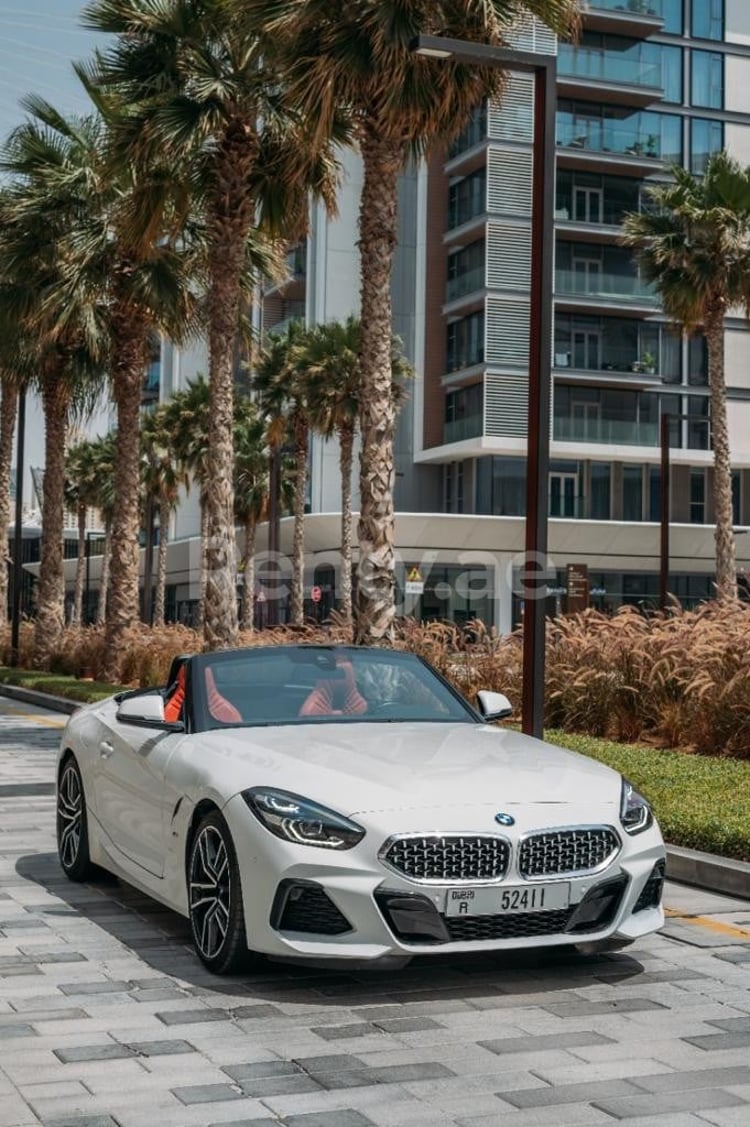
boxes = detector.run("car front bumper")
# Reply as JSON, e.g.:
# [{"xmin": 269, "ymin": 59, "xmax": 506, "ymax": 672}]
[{"xmin": 222, "ymin": 794, "xmax": 666, "ymax": 963}]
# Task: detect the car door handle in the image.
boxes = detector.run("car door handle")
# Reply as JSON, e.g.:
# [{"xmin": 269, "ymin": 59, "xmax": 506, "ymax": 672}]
[{"xmin": 99, "ymin": 740, "xmax": 115, "ymax": 759}]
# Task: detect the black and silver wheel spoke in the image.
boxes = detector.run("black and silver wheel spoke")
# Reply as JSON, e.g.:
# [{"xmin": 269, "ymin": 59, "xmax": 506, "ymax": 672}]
[
  {"xmin": 190, "ymin": 826, "xmax": 231, "ymax": 960},
  {"xmin": 58, "ymin": 766, "xmax": 82, "ymax": 869}
]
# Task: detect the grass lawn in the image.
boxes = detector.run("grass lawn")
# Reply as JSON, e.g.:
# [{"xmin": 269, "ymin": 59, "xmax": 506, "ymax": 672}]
[{"xmin": 0, "ymin": 666, "xmax": 747, "ymax": 862}]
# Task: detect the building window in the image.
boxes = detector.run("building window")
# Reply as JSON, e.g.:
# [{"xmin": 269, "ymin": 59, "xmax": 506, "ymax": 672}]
[
  {"xmin": 446, "ymin": 312, "xmax": 484, "ymax": 373},
  {"xmin": 692, "ymin": 51, "xmax": 723, "ymax": 108},
  {"xmin": 623, "ymin": 465, "xmax": 644, "ymax": 522},
  {"xmin": 690, "ymin": 118, "xmax": 723, "ymax": 174},
  {"xmin": 663, "ymin": 0, "xmax": 684, "ymax": 35},
  {"xmin": 690, "ymin": 468, "xmax": 706, "ymax": 523},
  {"xmin": 444, "ymin": 463, "xmax": 454, "ymax": 513},
  {"xmin": 733, "ymin": 469, "xmax": 741, "ymax": 526},
  {"xmin": 687, "ymin": 395, "xmax": 710, "ymax": 450},
  {"xmin": 446, "ymin": 239, "xmax": 485, "ymax": 302},
  {"xmin": 591, "ymin": 463, "xmax": 611, "ymax": 520},
  {"xmin": 445, "ymin": 383, "xmax": 483, "ymax": 443},
  {"xmin": 688, "ymin": 335, "xmax": 708, "ymax": 385},
  {"xmin": 692, "ymin": 0, "xmax": 723, "ymax": 40},
  {"xmin": 448, "ymin": 169, "xmax": 486, "ymax": 230},
  {"xmin": 657, "ymin": 45, "xmax": 684, "ymax": 104},
  {"xmin": 456, "ymin": 462, "xmax": 465, "ymax": 514},
  {"xmin": 649, "ymin": 466, "xmax": 661, "ymax": 522}
]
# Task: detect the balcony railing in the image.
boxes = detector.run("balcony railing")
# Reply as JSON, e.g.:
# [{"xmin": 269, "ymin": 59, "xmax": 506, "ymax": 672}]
[
  {"xmin": 554, "ymin": 416, "xmax": 659, "ymax": 445},
  {"xmin": 446, "ymin": 264, "xmax": 486, "ymax": 303},
  {"xmin": 444, "ymin": 414, "xmax": 483, "ymax": 444},
  {"xmin": 585, "ymin": 0, "xmax": 662, "ymax": 15},
  {"xmin": 446, "ymin": 346, "xmax": 484, "ymax": 374},
  {"xmin": 558, "ymin": 45, "xmax": 661, "ymax": 89},
  {"xmin": 448, "ymin": 190, "xmax": 486, "ymax": 231},
  {"xmin": 557, "ymin": 119, "xmax": 667, "ymax": 161},
  {"xmin": 555, "ymin": 268, "xmax": 658, "ymax": 304}
]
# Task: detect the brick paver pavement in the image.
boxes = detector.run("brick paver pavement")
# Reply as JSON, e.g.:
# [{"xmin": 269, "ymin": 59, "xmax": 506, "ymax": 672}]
[{"xmin": 1, "ymin": 696, "xmax": 750, "ymax": 1127}]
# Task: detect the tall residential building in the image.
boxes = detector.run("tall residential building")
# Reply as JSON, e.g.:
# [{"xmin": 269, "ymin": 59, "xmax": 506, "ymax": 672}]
[{"xmin": 257, "ymin": 0, "xmax": 750, "ymax": 633}]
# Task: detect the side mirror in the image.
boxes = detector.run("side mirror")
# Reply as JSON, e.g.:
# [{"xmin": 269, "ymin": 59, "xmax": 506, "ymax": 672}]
[
  {"xmin": 477, "ymin": 690, "xmax": 513, "ymax": 722},
  {"xmin": 117, "ymin": 693, "xmax": 182, "ymax": 731}
]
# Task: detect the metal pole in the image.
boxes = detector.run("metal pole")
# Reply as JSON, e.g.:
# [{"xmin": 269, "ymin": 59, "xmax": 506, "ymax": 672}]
[
  {"xmin": 660, "ymin": 412, "xmax": 671, "ymax": 612},
  {"xmin": 10, "ymin": 387, "xmax": 26, "ymax": 668},
  {"xmin": 142, "ymin": 495, "xmax": 154, "ymax": 625},
  {"xmin": 266, "ymin": 445, "xmax": 281, "ymax": 627},
  {"xmin": 521, "ymin": 60, "xmax": 557, "ymax": 740},
  {"xmin": 85, "ymin": 531, "xmax": 91, "ymax": 625}
]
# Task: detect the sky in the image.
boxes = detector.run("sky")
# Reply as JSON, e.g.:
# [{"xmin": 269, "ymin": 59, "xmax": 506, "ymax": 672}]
[{"xmin": 0, "ymin": 1, "xmax": 103, "ymax": 140}]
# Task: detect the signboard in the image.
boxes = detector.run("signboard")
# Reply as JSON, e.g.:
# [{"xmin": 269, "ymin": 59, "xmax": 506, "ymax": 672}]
[
  {"xmin": 311, "ymin": 585, "xmax": 322, "ymax": 604},
  {"xmin": 566, "ymin": 563, "xmax": 590, "ymax": 614},
  {"xmin": 405, "ymin": 566, "xmax": 424, "ymax": 596}
]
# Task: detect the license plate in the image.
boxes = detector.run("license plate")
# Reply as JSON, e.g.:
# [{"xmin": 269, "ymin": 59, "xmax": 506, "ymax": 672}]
[{"xmin": 445, "ymin": 883, "xmax": 570, "ymax": 917}]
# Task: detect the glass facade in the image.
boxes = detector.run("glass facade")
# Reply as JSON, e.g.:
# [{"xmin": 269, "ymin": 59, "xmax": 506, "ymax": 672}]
[
  {"xmin": 554, "ymin": 314, "xmax": 686, "ymax": 381},
  {"xmin": 556, "ymin": 170, "xmax": 648, "ymax": 226},
  {"xmin": 445, "ymin": 384, "xmax": 483, "ymax": 444},
  {"xmin": 448, "ymin": 169, "xmax": 486, "ymax": 230},
  {"xmin": 556, "ymin": 240, "xmax": 656, "ymax": 302},
  {"xmin": 446, "ymin": 312, "xmax": 484, "ymax": 373},
  {"xmin": 692, "ymin": 50, "xmax": 723, "ymax": 108},
  {"xmin": 446, "ymin": 240, "xmax": 485, "ymax": 302},
  {"xmin": 690, "ymin": 117, "xmax": 724, "ymax": 172}
]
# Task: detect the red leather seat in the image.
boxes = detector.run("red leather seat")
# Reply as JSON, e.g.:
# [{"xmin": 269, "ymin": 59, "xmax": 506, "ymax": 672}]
[
  {"xmin": 205, "ymin": 667, "xmax": 242, "ymax": 723},
  {"xmin": 164, "ymin": 664, "xmax": 186, "ymax": 722},
  {"xmin": 299, "ymin": 660, "xmax": 367, "ymax": 717}
]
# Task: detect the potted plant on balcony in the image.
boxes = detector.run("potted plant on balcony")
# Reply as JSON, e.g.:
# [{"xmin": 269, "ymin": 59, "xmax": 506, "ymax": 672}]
[
  {"xmin": 646, "ymin": 134, "xmax": 658, "ymax": 158},
  {"xmin": 641, "ymin": 350, "xmax": 657, "ymax": 374}
]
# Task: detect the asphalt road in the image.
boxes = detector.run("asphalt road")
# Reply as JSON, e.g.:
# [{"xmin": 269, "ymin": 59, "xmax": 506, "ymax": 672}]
[{"xmin": 1, "ymin": 696, "xmax": 750, "ymax": 1127}]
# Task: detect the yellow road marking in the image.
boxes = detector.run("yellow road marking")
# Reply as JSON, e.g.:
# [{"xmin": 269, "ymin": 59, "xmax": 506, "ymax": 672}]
[{"xmin": 665, "ymin": 907, "xmax": 750, "ymax": 941}]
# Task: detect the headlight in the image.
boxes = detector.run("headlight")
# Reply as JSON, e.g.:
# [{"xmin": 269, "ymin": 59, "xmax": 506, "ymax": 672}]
[
  {"xmin": 620, "ymin": 778, "xmax": 653, "ymax": 835},
  {"xmin": 242, "ymin": 787, "xmax": 365, "ymax": 850}
]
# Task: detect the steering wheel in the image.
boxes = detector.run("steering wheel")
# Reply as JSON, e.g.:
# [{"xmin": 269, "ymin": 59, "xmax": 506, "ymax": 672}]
[{"xmin": 368, "ymin": 699, "xmax": 404, "ymax": 715}]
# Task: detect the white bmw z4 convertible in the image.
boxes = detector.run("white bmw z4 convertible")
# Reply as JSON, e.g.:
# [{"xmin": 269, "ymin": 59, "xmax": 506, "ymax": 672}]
[{"xmin": 56, "ymin": 645, "xmax": 665, "ymax": 973}]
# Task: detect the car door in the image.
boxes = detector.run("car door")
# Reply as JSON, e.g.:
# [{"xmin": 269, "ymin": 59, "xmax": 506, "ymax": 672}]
[{"xmin": 93, "ymin": 696, "xmax": 184, "ymax": 877}]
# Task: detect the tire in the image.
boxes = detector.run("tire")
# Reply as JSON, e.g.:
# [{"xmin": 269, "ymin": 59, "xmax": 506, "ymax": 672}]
[
  {"xmin": 57, "ymin": 756, "xmax": 98, "ymax": 882},
  {"xmin": 188, "ymin": 811, "xmax": 250, "ymax": 975}
]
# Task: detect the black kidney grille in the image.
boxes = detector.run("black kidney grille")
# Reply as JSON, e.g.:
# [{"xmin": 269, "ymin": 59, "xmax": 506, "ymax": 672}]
[
  {"xmin": 384, "ymin": 835, "xmax": 511, "ymax": 882},
  {"xmin": 519, "ymin": 828, "xmax": 620, "ymax": 878},
  {"xmin": 443, "ymin": 907, "xmax": 574, "ymax": 942}
]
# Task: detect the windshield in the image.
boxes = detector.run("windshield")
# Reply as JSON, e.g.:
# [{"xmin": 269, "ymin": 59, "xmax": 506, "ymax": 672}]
[{"xmin": 192, "ymin": 646, "xmax": 476, "ymax": 730}]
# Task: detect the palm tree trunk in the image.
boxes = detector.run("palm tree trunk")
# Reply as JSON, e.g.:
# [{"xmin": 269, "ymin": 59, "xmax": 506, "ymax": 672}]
[
  {"xmin": 0, "ymin": 378, "xmax": 19, "ymax": 623},
  {"xmin": 291, "ymin": 413, "xmax": 308, "ymax": 626},
  {"xmin": 706, "ymin": 307, "xmax": 737, "ymax": 602},
  {"xmin": 198, "ymin": 495, "xmax": 209, "ymax": 631},
  {"xmin": 33, "ymin": 373, "xmax": 70, "ymax": 668},
  {"xmin": 241, "ymin": 516, "xmax": 256, "ymax": 631},
  {"xmin": 97, "ymin": 522, "xmax": 111, "ymax": 626},
  {"xmin": 71, "ymin": 503, "xmax": 86, "ymax": 626},
  {"xmin": 338, "ymin": 420, "xmax": 355, "ymax": 626},
  {"xmin": 203, "ymin": 126, "xmax": 258, "ymax": 650},
  {"xmin": 153, "ymin": 495, "xmax": 170, "ymax": 628},
  {"xmin": 103, "ymin": 312, "xmax": 150, "ymax": 681},
  {"xmin": 354, "ymin": 129, "xmax": 401, "ymax": 643}
]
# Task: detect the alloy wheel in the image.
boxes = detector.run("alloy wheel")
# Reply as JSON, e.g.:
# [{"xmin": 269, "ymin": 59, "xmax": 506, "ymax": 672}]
[
  {"xmin": 58, "ymin": 763, "xmax": 83, "ymax": 870},
  {"xmin": 190, "ymin": 825, "xmax": 231, "ymax": 960}
]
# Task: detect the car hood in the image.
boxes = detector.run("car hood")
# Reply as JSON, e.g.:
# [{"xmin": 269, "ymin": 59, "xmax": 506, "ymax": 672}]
[{"xmin": 195, "ymin": 722, "xmax": 621, "ymax": 815}]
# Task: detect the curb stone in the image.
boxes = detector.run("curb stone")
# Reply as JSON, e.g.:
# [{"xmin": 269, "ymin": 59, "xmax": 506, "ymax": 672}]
[{"xmin": 2, "ymin": 679, "xmax": 748, "ymax": 900}]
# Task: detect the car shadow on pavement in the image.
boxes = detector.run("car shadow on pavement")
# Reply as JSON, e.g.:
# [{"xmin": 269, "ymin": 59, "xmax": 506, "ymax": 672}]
[{"xmin": 16, "ymin": 851, "xmax": 647, "ymax": 1007}]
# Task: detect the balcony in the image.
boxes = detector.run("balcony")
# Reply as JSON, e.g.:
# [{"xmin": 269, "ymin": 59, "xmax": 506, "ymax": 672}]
[
  {"xmin": 557, "ymin": 121, "xmax": 667, "ymax": 171},
  {"xmin": 558, "ymin": 45, "xmax": 663, "ymax": 106},
  {"xmin": 446, "ymin": 264, "xmax": 486, "ymax": 304},
  {"xmin": 581, "ymin": 0, "xmax": 664, "ymax": 38},
  {"xmin": 444, "ymin": 413, "xmax": 483, "ymax": 445},
  {"xmin": 554, "ymin": 415, "xmax": 659, "ymax": 446},
  {"xmin": 555, "ymin": 268, "xmax": 658, "ymax": 307}
]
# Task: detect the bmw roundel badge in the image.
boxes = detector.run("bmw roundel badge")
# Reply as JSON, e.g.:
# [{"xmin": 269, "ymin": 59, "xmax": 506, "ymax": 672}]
[{"xmin": 494, "ymin": 812, "xmax": 515, "ymax": 827}]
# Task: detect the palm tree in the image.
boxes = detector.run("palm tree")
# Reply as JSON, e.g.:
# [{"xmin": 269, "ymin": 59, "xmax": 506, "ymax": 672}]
[
  {"xmin": 622, "ymin": 152, "xmax": 750, "ymax": 603},
  {"xmin": 301, "ymin": 317, "xmax": 412, "ymax": 625},
  {"xmin": 141, "ymin": 407, "xmax": 187, "ymax": 626},
  {"xmin": 254, "ymin": 322, "xmax": 310, "ymax": 626},
  {"xmin": 83, "ymin": 0, "xmax": 340, "ymax": 652},
  {"xmin": 0, "ymin": 118, "xmax": 107, "ymax": 667},
  {"xmin": 84, "ymin": 433, "xmax": 117, "ymax": 625},
  {"xmin": 243, "ymin": 0, "xmax": 579, "ymax": 641}
]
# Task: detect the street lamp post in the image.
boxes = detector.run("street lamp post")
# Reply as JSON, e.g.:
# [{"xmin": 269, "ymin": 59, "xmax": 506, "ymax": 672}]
[
  {"xmin": 10, "ymin": 385, "xmax": 27, "ymax": 668},
  {"xmin": 411, "ymin": 35, "xmax": 557, "ymax": 738}
]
